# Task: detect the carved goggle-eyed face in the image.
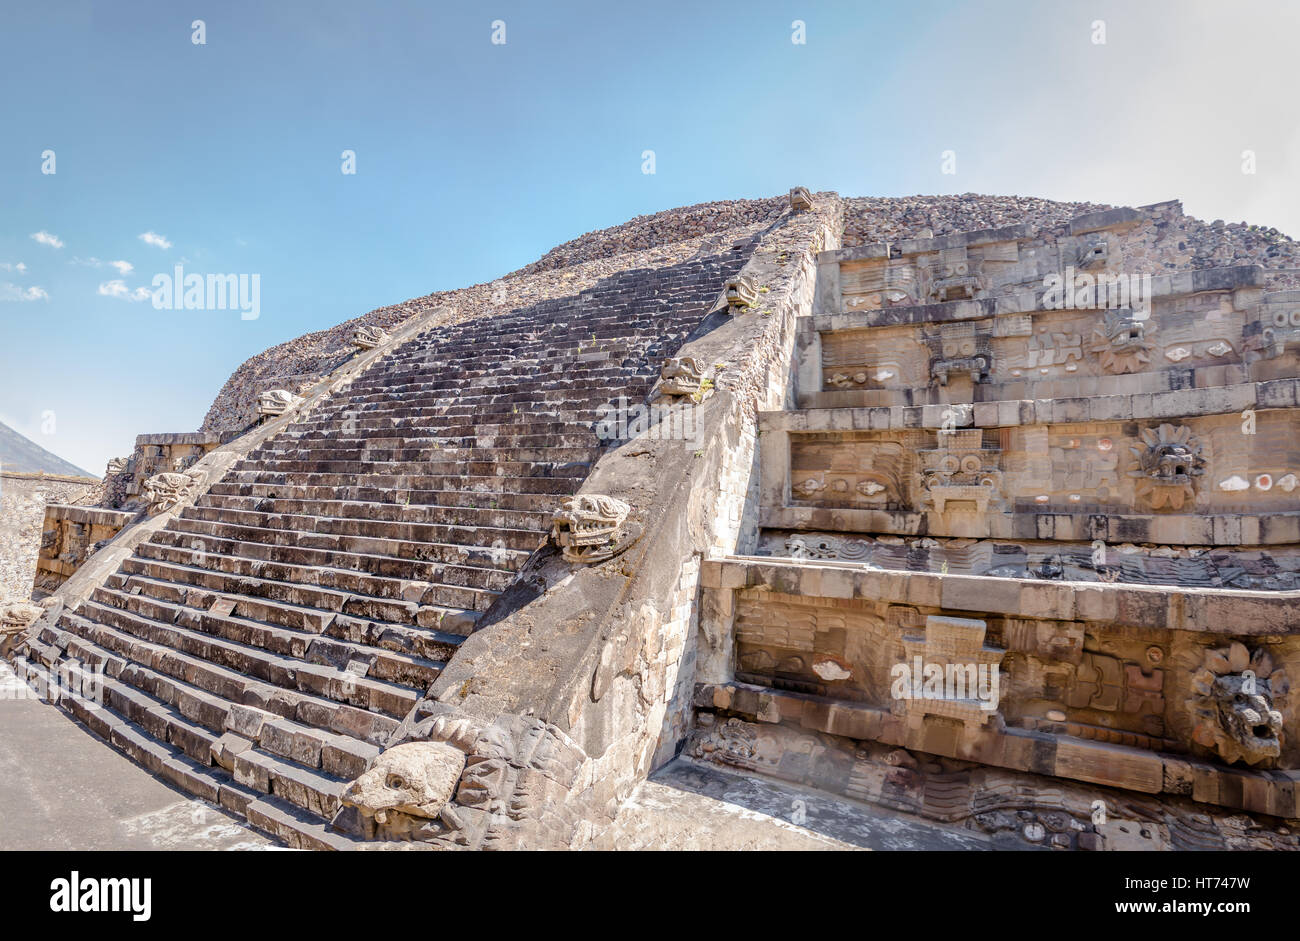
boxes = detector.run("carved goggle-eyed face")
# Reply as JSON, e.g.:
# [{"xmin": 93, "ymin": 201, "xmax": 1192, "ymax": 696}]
[{"xmin": 1150, "ymin": 443, "xmax": 1196, "ymax": 481}]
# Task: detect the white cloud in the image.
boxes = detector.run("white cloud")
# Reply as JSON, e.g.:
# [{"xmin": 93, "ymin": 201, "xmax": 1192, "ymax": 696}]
[
  {"xmin": 97, "ymin": 279, "xmax": 152, "ymax": 301},
  {"xmin": 0, "ymin": 262, "xmax": 26, "ymax": 273},
  {"xmin": 30, "ymin": 231, "xmax": 64, "ymax": 249},
  {"xmin": 72, "ymin": 257, "xmax": 134, "ymax": 275},
  {"xmin": 138, "ymin": 231, "xmax": 173, "ymax": 250},
  {"xmin": 0, "ymin": 283, "xmax": 49, "ymax": 301}
]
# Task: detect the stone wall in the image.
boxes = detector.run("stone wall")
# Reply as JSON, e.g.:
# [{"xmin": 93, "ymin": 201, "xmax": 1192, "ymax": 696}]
[
  {"xmin": 34, "ymin": 504, "xmax": 135, "ymax": 596},
  {"xmin": 689, "ymin": 195, "xmax": 1300, "ymax": 842},
  {"xmin": 101, "ymin": 433, "xmax": 223, "ymax": 511},
  {"xmin": 0, "ymin": 472, "xmax": 98, "ymax": 600}
]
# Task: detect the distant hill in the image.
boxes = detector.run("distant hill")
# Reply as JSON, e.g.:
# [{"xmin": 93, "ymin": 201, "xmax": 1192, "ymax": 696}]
[{"xmin": 0, "ymin": 420, "xmax": 96, "ymax": 478}]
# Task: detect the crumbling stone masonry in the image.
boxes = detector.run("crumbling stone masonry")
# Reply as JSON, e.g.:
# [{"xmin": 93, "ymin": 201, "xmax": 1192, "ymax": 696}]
[{"xmin": 8, "ymin": 193, "xmax": 1300, "ymax": 850}]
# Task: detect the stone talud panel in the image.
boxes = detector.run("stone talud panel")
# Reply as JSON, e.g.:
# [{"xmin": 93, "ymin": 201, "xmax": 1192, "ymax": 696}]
[
  {"xmin": 35, "ymin": 505, "xmax": 135, "ymax": 594},
  {"xmin": 772, "ymin": 410, "xmax": 1300, "ymax": 538},
  {"xmin": 834, "ymin": 230, "xmax": 1043, "ymax": 313},
  {"xmin": 815, "ymin": 289, "xmax": 1261, "ymax": 406},
  {"xmin": 1245, "ymin": 290, "xmax": 1300, "ymax": 380},
  {"xmin": 731, "ymin": 591, "xmax": 1006, "ymax": 729},
  {"xmin": 706, "ymin": 581, "xmax": 1300, "ymax": 802}
]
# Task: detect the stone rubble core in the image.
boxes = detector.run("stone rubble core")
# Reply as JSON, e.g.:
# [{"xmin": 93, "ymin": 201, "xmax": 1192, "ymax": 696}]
[
  {"xmin": 1, "ymin": 598, "xmax": 44, "ymax": 646},
  {"xmin": 9, "ymin": 191, "xmax": 1300, "ymax": 850}
]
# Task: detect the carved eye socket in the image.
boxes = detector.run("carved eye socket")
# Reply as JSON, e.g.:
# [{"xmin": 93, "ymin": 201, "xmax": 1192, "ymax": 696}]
[
  {"xmin": 387, "ymin": 774, "xmax": 407, "ymax": 790},
  {"xmin": 1234, "ymin": 695, "xmax": 1246, "ymax": 704}
]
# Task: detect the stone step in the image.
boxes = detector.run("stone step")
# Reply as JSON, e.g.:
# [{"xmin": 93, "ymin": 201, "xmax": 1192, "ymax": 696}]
[
  {"xmin": 51, "ymin": 664, "xmax": 366, "ymax": 845},
  {"xmin": 221, "ymin": 469, "xmax": 583, "ymax": 495},
  {"xmin": 237, "ymin": 457, "xmax": 594, "ymax": 479},
  {"xmin": 317, "ymin": 389, "xmax": 626, "ymax": 415},
  {"xmin": 205, "ymin": 480, "xmax": 559, "ymax": 515},
  {"xmin": 180, "ymin": 504, "xmax": 547, "ymax": 554},
  {"xmin": 343, "ymin": 361, "xmax": 659, "ymax": 389},
  {"xmin": 61, "ymin": 601, "xmax": 425, "ymax": 718},
  {"xmin": 289, "ymin": 405, "xmax": 607, "ymax": 428},
  {"xmin": 34, "ymin": 614, "xmax": 404, "ymax": 744},
  {"xmin": 194, "ymin": 492, "xmax": 552, "ymax": 536},
  {"xmin": 90, "ymin": 585, "xmax": 451, "ymax": 687},
  {"xmin": 15, "ymin": 646, "xmax": 368, "ymax": 838},
  {"xmin": 115, "ymin": 568, "xmax": 471, "ymax": 652},
  {"xmin": 166, "ymin": 514, "xmax": 527, "ymax": 576},
  {"xmin": 148, "ymin": 525, "xmax": 519, "ymax": 588},
  {"xmin": 251, "ymin": 432, "xmax": 604, "ymax": 454},
  {"xmin": 245, "ymin": 446, "xmax": 602, "ymax": 471},
  {"xmin": 283, "ymin": 421, "xmax": 596, "ymax": 441},
  {"xmin": 121, "ymin": 549, "xmax": 497, "ymax": 615},
  {"xmin": 138, "ymin": 533, "xmax": 510, "ymax": 598}
]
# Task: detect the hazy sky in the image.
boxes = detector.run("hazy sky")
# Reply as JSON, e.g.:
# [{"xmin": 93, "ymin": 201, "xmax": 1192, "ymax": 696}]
[{"xmin": 2, "ymin": 0, "xmax": 1296, "ymax": 474}]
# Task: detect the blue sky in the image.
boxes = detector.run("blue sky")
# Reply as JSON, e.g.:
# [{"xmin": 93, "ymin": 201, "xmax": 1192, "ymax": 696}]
[{"xmin": 2, "ymin": 0, "xmax": 1296, "ymax": 475}]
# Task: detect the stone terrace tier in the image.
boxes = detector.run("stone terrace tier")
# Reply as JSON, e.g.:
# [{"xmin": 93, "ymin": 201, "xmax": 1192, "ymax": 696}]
[
  {"xmin": 698, "ymin": 208, "xmax": 1300, "ymax": 824},
  {"xmin": 16, "ymin": 244, "xmax": 754, "ymax": 847}
]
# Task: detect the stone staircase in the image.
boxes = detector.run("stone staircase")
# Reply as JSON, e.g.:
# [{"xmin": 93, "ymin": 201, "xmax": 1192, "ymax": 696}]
[{"xmin": 14, "ymin": 247, "xmax": 752, "ymax": 848}]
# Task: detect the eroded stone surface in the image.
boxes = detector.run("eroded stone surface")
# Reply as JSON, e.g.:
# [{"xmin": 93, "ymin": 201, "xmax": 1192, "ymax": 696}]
[{"xmin": 10, "ymin": 191, "xmax": 1300, "ymax": 850}]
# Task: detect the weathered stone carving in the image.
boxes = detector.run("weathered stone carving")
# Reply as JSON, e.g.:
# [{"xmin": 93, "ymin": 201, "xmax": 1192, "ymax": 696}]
[
  {"xmin": 1090, "ymin": 309, "xmax": 1154, "ymax": 374},
  {"xmin": 1076, "ymin": 234, "xmax": 1109, "ymax": 269},
  {"xmin": 1190, "ymin": 643, "xmax": 1284, "ymax": 766},
  {"xmin": 142, "ymin": 468, "xmax": 204, "ymax": 515},
  {"xmin": 0, "ymin": 599, "xmax": 44, "ymax": 639},
  {"xmin": 1126, "ymin": 423, "xmax": 1206, "ymax": 510},
  {"xmin": 725, "ymin": 276, "xmax": 758, "ymax": 311},
  {"xmin": 897, "ymin": 614, "xmax": 1004, "ymax": 726},
  {"xmin": 925, "ymin": 248, "xmax": 982, "ymax": 302},
  {"xmin": 918, "ymin": 431, "xmax": 1002, "ymax": 514},
  {"xmin": 340, "ymin": 741, "xmax": 466, "ymax": 838},
  {"xmin": 551, "ymin": 494, "xmax": 634, "ymax": 563},
  {"xmin": 658, "ymin": 356, "xmax": 706, "ymax": 399},
  {"xmin": 257, "ymin": 389, "xmax": 304, "ymax": 417},
  {"xmin": 929, "ymin": 323, "xmax": 991, "ymax": 385},
  {"xmin": 789, "ymin": 186, "xmax": 813, "ymax": 211},
  {"xmin": 352, "ymin": 324, "xmax": 389, "ymax": 350},
  {"xmin": 105, "ymin": 456, "xmax": 129, "ymax": 476},
  {"xmin": 785, "ymin": 533, "xmax": 873, "ymax": 562}
]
